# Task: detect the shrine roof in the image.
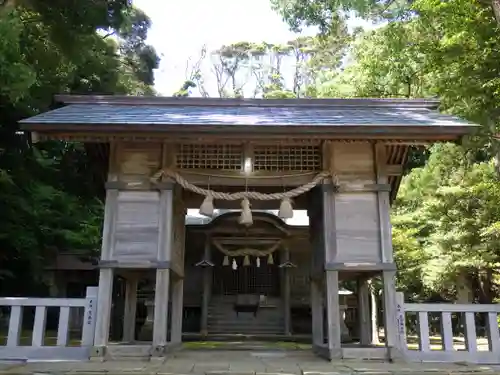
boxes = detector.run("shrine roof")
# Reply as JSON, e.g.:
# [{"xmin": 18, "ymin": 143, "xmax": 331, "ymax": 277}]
[{"xmin": 19, "ymin": 96, "xmax": 475, "ymax": 140}]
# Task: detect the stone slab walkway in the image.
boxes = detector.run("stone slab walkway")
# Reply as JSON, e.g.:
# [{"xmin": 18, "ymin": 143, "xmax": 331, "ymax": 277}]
[{"xmin": 1, "ymin": 350, "xmax": 500, "ymax": 375}]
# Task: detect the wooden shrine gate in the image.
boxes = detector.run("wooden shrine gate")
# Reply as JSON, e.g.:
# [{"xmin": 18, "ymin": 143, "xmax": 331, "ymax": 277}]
[{"xmin": 18, "ymin": 95, "xmax": 476, "ymax": 361}]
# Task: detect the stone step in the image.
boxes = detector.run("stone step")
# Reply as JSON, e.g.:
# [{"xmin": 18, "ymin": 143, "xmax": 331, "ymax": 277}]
[
  {"xmin": 207, "ymin": 322, "xmax": 284, "ymax": 327},
  {"xmin": 207, "ymin": 329, "xmax": 284, "ymax": 334},
  {"xmin": 207, "ymin": 325, "xmax": 283, "ymax": 331},
  {"xmin": 207, "ymin": 323, "xmax": 283, "ymax": 328},
  {"xmin": 207, "ymin": 328, "xmax": 283, "ymax": 333},
  {"xmin": 207, "ymin": 315, "xmax": 283, "ymax": 320},
  {"xmin": 207, "ymin": 327, "xmax": 283, "ymax": 332},
  {"xmin": 207, "ymin": 320, "xmax": 283, "ymax": 326}
]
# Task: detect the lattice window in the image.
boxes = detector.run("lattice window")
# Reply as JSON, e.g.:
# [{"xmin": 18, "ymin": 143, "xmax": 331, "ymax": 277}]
[
  {"xmin": 176, "ymin": 143, "xmax": 243, "ymax": 170},
  {"xmin": 253, "ymin": 145, "xmax": 321, "ymax": 171}
]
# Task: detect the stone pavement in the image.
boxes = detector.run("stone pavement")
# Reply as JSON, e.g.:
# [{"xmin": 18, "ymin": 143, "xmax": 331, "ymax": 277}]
[{"xmin": 1, "ymin": 350, "xmax": 500, "ymax": 375}]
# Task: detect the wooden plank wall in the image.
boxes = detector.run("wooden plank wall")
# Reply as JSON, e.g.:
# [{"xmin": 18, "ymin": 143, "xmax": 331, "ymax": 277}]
[
  {"xmin": 329, "ymin": 142, "xmax": 383, "ymax": 264},
  {"xmin": 107, "ymin": 142, "xmax": 185, "ymax": 270},
  {"xmin": 112, "ymin": 191, "xmax": 160, "ymax": 261},
  {"xmin": 334, "ymin": 193, "xmax": 380, "ymax": 263},
  {"xmin": 109, "ymin": 142, "xmax": 164, "ymax": 262}
]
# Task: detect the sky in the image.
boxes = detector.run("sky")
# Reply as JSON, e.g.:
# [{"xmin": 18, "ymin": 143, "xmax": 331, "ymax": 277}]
[{"xmin": 133, "ymin": 0, "xmax": 373, "ymax": 96}]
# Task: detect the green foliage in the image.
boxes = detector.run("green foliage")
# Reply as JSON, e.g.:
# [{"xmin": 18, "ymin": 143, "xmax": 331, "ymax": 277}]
[
  {"xmin": 0, "ymin": 2, "xmax": 158, "ymax": 294},
  {"xmin": 393, "ymin": 144, "xmax": 500, "ymax": 301},
  {"xmin": 0, "ymin": 11, "xmax": 35, "ymax": 102},
  {"xmin": 270, "ymin": 0, "xmax": 411, "ymax": 33}
]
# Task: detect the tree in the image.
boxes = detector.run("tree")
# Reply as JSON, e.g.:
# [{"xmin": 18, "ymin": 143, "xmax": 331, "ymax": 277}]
[
  {"xmin": 393, "ymin": 144, "xmax": 500, "ymax": 303},
  {"xmin": 182, "ymin": 25, "xmax": 350, "ymax": 99},
  {"xmin": 0, "ymin": 2, "xmax": 159, "ymax": 295},
  {"xmin": 270, "ymin": 0, "xmax": 500, "ymax": 33}
]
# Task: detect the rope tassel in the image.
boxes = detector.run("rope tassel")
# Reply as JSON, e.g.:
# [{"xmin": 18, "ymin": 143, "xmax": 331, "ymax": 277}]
[
  {"xmin": 199, "ymin": 194, "xmax": 214, "ymax": 217},
  {"xmin": 278, "ymin": 197, "xmax": 293, "ymax": 219},
  {"xmin": 243, "ymin": 255, "xmax": 250, "ymax": 266},
  {"xmin": 232, "ymin": 258, "xmax": 238, "ymax": 270},
  {"xmin": 239, "ymin": 197, "xmax": 253, "ymax": 226},
  {"xmin": 267, "ymin": 253, "xmax": 274, "ymax": 265}
]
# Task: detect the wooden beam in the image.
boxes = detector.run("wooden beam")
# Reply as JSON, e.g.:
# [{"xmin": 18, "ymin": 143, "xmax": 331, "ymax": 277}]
[
  {"xmin": 384, "ymin": 164, "xmax": 403, "ymax": 176},
  {"xmin": 310, "ymin": 279, "xmax": 324, "ymax": 346},
  {"xmin": 170, "ymin": 278, "xmax": 184, "ymax": 345},
  {"xmin": 357, "ymin": 278, "xmax": 371, "ymax": 346},
  {"xmin": 325, "ymin": 270, "xmax": 342, "ymax": 359},
  {"xmin": 31, "ymin": 131, "xmax": 464, "ymax": 143},
  {"xmin": 122, "ymin": 275, "xmax": 138, "ymax": 342},
  {"xmin": 152, "ymin": 187, "xmax": 174, "ymax": 355}
]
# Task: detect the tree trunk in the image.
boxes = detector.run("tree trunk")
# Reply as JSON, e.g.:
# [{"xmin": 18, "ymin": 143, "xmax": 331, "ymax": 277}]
[
  {"xmin": 478, "ymin": 269, "xmax": 493, "ymax": 304},
  {"xmin": 456, "ymin": 271, "xmax": 474, "ymax": 303}
]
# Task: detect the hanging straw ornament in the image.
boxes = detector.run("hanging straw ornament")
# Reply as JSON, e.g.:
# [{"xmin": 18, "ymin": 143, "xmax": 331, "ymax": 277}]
[
  {"xmin": 239, "ymin": 197, "xmax": 253, "ymax": 226},
  {"xmin": 199, "ymin": 178, "xmax": 214, "ymax": 217},
  {"xmin": 243, "ymin": 255, "xmax": 250, "ymax": 266},
  {"xmin": 223, "ymin": 255, "xmax": 229, "ymax": 266},
  {"xmin": 199, "ymin": 193, "xmax": 215, "ymax": 217},
  {"xmin": 256, "ymin": 257, "xmax": 261, "ymax": 268},
  {"xmin": 267, "ymin": 253, "xmax": 274, "ymax": 265},
  {"xmin": 278, "ymin": 197, "xmax": 293, "ymax": 219},
  {"xmin": 232, "ymin": 258, "xmax": 238, "ymax": 270}
]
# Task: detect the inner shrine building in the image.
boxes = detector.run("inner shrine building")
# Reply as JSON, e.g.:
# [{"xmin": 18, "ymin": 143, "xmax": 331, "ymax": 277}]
[{"xmin": 19, "ymin": 95, "xmax": 473, "ymax": 361}]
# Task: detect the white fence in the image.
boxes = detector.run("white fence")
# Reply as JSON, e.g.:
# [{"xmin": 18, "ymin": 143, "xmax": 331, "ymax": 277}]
[
  {"xmin": 397, "ymin": 292, "xmax": 500, "ymax": 364},
  {"xmin": 0, "ymin": 286, "xmax": 97, "ymax": 361}
]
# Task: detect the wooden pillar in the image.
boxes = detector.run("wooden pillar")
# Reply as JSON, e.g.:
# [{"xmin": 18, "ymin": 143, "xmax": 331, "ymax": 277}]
[
  {"xmin": 171, "ymin": 200, "xmax": 186, "ymax": 345},
  {"xmin": 122, "ymin": 274, "xmax": 138, "ymax": 342},
  {"xmin": 152, "ymin": 187, "xmax": 174, "ymax": 356},
  {"xmin": 310, "ymin": 278, "xmax": 324, "ymax": 346},
  {"xmin": 170, "ymin": 277, "xmax": 184, "ymax": 344},
  {"xmin": 282, "ymin": 247, "xmax": 291, "ymax": 335},
  {"xmin": 374, "ymin": 143, "xmax": 403, "ymax": 360},
  {"xmin": 94, "ymin": 269, "xmax": 113, "ymax": 349},
  {"xmin": 93, "ymin": 189, "xmax": 118, "ymax": 354},
  {"xmin": 325, "ymin": 270, "xmax": 342, "ymax": 358},
  {"xmin": 200, "ymin": 236, "xmax": 212, "ymax": 336},
  {"xmin": 357, "ymin": 278, "xmax": 371, "ymax": 346},
  {"xmin": 383, "ymin": 270, "xmax": 403, "ymax": 359},
  {"xmin": 152, "ymin": 269, "xmax": 170, "ymax": 349},
  {"xmin": 320, "ymin": 153, "xmax": 341, "ymax": 359}
]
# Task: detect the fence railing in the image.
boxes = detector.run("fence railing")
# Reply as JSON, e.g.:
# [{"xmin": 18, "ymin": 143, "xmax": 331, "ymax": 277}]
[
  {"xmin": 396, "ymin": 292, "xmax": 500, "ymax": 364},
  {"xmin": 0, "ymin": 286, "xmax": 97, "ymax": 361}
]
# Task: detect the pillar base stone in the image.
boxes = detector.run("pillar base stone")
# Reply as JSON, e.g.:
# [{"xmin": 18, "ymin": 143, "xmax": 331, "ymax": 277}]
[
  {"xmin": 387, "ymin": 346, "xmax": 405, "ymax": 362},
  {"xmin": 313, "ymin": 345, "xmax": 342, "ymax": 360},
  {"xmin": 89, "ymin": 346, "xmax": 106, "ymax": 362},
  {"xmin": 151, "ymin": 345, "xmax": 167, "ymax": 357}
]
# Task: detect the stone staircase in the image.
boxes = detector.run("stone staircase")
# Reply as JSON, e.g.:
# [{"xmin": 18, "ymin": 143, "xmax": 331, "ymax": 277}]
[{"xmin": 207, "ymin": 295, "xmax": 284, "ymax": 335}]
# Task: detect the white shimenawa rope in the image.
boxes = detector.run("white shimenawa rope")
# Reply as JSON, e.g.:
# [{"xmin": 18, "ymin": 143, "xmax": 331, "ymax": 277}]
[
  {"xmin": 151, "ymin": 168, "xmax": 336, "ymax": 224},
  {"xmin": 151, "ymin": 169, "xmax": 332, "ymax": 201}
]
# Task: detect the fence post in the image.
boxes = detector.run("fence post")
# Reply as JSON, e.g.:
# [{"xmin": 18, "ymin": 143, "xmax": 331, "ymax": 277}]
[
  {"xmin": 395, "ymin": 292, "xmax": 407, "ymax": 351},
  {"xmin": 81, "ymin": 286, "xmax": 98, "ymax": 346}
]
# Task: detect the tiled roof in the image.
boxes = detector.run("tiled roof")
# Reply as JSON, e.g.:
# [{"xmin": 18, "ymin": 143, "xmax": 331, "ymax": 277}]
[{"xmin": 20, "ymin": 102, "xmax": 472, "ymax": 127}]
